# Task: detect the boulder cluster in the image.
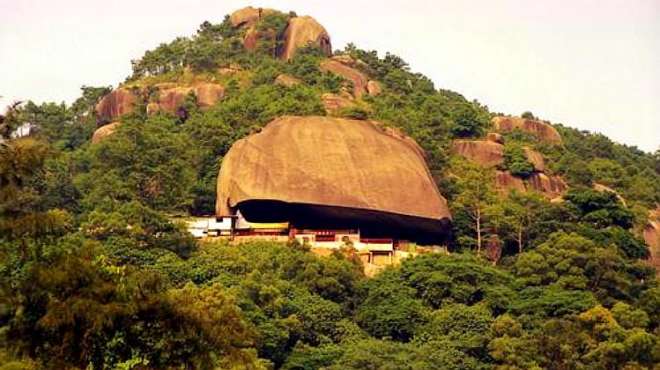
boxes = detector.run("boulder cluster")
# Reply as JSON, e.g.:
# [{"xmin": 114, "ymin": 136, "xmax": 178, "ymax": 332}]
[
  {"xmin": 91, "ymin": 81, "xmax": 224, "ymax": 143},
  {"xmin": 452, "ymin": 117, "xmax": 567, "ymax": 200},
  {"xmin": 229, "ymin": 7, "xmax": 331, "ymax": 60}
]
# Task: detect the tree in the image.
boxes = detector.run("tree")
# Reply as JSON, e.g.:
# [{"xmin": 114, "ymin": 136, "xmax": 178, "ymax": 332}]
[
  {"xmin": 449, "ymin": 104, "xmax": 485, "ymax": 138},
  {"xmin": 452, "ymin": 162, "xmax": 496, "ymax": 254},
  {"xmin": 0, "ymin": 133, "xmax": 72, "ymax": 260},
  {"xmin": 521, "ymin": 111, "xmax": 536, "ymax": 119},
  {"xmin": 503, "ymin": 143, "xmax": 535, "ymax": 178},
  {"xmin": 489, "ymin": 191, "xmax": 546, "ymax": 254}
]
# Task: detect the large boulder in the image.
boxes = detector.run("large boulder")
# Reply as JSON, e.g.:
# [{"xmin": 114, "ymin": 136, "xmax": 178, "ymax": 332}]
[
  {"xmin": 280, "ymin": 16, "xmax": 332, "ymax": 60},
  {"xmin": 320, "ymin": 58, "xmax": 368, "ymax": 97},
  {"xmin": 275, "ymin": 74, "xmax": 302, "ymax": 87},
  {"xmin": 91, "ymin": 121, "xmax": 120, "ymax": 143},
  {"xmin": 229, "ymin": 6, "xmax": 276, "ymax": 27},
  {"xmin": 643, "ymin": 207, "xmax": 660, "ymax": 273},
  {"xmin": 216, "ymin": 116, "xmax": 452, "ymax": 243},
  {"xmin": 95, "ymin": 88, "xmax": 138, "ymax": 124},
  {"xmin": 367, "ymin": 80, "xmax": 382, "ymax": 96},
  {"xmin": 193, "ymin": 82, "xmax": 225, "ymax": 108},
  {"xmin": 148, "ymin": 86, "xmax": 193, "ymax": 115},
  {"xmin": 492, "ymin": 116, "xmax": 562, "ymax": 144},
  {"xmin": 452, "ymin": 140, "xmax": 504, "ymax": 167}
]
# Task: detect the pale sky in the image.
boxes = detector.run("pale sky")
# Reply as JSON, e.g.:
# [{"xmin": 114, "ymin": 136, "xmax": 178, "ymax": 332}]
[{"xmin": 1, "ymin": 0, "xmax": 658, "ymax": 152}]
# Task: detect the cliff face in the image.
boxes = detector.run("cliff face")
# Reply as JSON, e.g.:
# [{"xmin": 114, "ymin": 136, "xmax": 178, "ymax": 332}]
[
  {"xmin": 216, "ymin": 116, "xmax": 452, "ymax": 243},
  {"xmin": 492, "ymin": 116, "xmax": 562, "ymax": 144}
]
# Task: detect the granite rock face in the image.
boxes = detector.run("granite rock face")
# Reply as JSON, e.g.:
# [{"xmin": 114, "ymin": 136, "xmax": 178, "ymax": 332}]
[
  {"xmin": 321, "ymin": 92, "xmax": 356, "ymax": 114},
  {"xmin": 492, "ymin": 116, "xmax": 562, "ymax": 144},
  {"xmin": 526, "ymin": 172, "xmax": 568, "ymax": 199},
  {"xmin": 280, "ymin": 16, "xmax": 332, "ymax": 60},
  {"xmin": 91, "ymin": 121, "xmax": 121, "ymax": 144},
  {"xmin": 229, "ymin": 6, "xmax": 276, "ymax": 27},
  {"xmin": 95, "ymin": 88, "xmax": 138, "ymax": 124},
  {"xmin": 495, "ymin": 170, "xmax": 526, "ymax": 193},
  {"xmin": 523, "ymin": 146, "xmax": 546, "ymax": 172},
  {"xmin": 216, "ymin": 116, "xmax": 452, "ymax": 243},
  {"xmin": 229, "ymin": 7, "xmax": 332, "ymax": 61},
  {"xmin": 452, "ymin": 140, "xmax": 504, "ymax": 167},
  {"xmin": 320, "ymin": 58, "xmax": 369, "ymax": 97},
  {"xmin": 644, "ymin": 207, "xmax": 660, "ymax": 274}
]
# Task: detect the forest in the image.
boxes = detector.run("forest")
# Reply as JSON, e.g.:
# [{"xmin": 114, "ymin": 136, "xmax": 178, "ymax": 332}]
[{"xmin": 1, "ymin": 9, "xmax": 659, "ymax": 369}]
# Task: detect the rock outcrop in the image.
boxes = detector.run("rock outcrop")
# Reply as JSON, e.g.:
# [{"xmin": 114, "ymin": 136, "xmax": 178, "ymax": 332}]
[
  {"xmin": 280, "ymin": 16, "xmax": 332, "ymax": 60},
  {"xmin": 644, "ymin": 207, "xmax": 660, "ymax": 273},
  {"xmin": 321, "ymin": 92, "xmax": 357, "ymax": 114},
  {"xmin": 453, "ymin": 138, "xmax": 564, "ymax": 199},
  {"xmin": 523, "ymin": 146, "xmax": 546, "ymax": 172},
  {"xmin": 275, "ymin": 74, "xmax": 302, "ymax": 87},
  {"xmin": 526, "ymin": 173, "xmax": 567, "ymax": 199},
  {"xmin": 148, "ymin": 86, "xmax": 193, "ymax": 115},
  {"xmin": 367, "ymin": 80, "xmax": 382, "ymax": 96},
  {"xmin": 229, "ymin": 6, "xmax": 275, "ymax": 28},
  {"xmin": 492, "ymin": 116, "xmax": 562, "ymax": 144},
  {"xmin": 91, "ymin": 121, "xmax": 121, "ymax": 143},
  {"xmin": 147, "ymin": 82, "xmax": 224, "ymax": 114},
  {"xmin": 486, "ymin": 132, "xmax": 504, "ymax": 144},
  {"xmin": 216, "ymin": 116, "xmax": 452, "ymax": 243},
  {"xmin": 95, "ymin": 88, "xmax": 137, "ymax": 124},
  {"xmin": 452, "ymin": 140, "xmax": 504, "ymax": 167},
  {"xmin": 192, "ymin": 83, "xmax": 225, "ymax": 108},
  {"xmin": 229, "ymin": 7, "xmax": 332, "ymax": 61},
  {"xmin": 495, "ymin": 170, "xmax": 526, "ymax": 193},
  {"xmin": 320, "ymin": 58, "xmax": 369, "ymax": 98}
]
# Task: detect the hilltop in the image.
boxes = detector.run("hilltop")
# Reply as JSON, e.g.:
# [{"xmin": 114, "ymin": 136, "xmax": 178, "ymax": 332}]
[{"xmin": 1, "ymin": 6, "xmax": 659, "ymax": 369}]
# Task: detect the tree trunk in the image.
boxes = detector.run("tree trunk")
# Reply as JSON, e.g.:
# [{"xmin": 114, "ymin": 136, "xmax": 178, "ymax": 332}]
[
  {"xmin": 476, "ymin": 208, "xmax": 482, "ymax": 256},
  {"xmin": 517, "ymin": 227, "xmax": 523, "ymax": 254}
]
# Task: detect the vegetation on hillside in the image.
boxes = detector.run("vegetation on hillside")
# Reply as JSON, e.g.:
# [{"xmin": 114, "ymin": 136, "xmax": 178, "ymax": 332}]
[{"xmin": 1, "ymin": 11, "xmax": 659, "ymax": 369}]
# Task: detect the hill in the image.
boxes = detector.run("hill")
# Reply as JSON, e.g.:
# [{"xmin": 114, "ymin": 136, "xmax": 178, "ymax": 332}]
[{"xmin": 1, "ymin": 6, "xmax": 659, "ymax": 369}]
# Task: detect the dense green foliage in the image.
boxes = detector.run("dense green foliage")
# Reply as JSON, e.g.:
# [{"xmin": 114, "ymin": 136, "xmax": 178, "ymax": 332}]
[
  {"xmin": 1, "ymin": 10, "xmax": 659, "ymax": 369},
  {"xmin": 502, "ymin": 143, "xmax": 535, "ymax": 178}
]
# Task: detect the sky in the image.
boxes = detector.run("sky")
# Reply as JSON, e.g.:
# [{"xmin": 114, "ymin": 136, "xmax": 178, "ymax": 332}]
[{"xmin": 1, "ymin": 0, "xmax": 658, "ymax": 152}]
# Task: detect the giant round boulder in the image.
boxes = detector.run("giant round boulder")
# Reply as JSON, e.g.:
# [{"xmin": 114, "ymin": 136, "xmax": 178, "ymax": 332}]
[{"xmin": 216, "ymin": 116, "xmax": 452, "ymax": 243}]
